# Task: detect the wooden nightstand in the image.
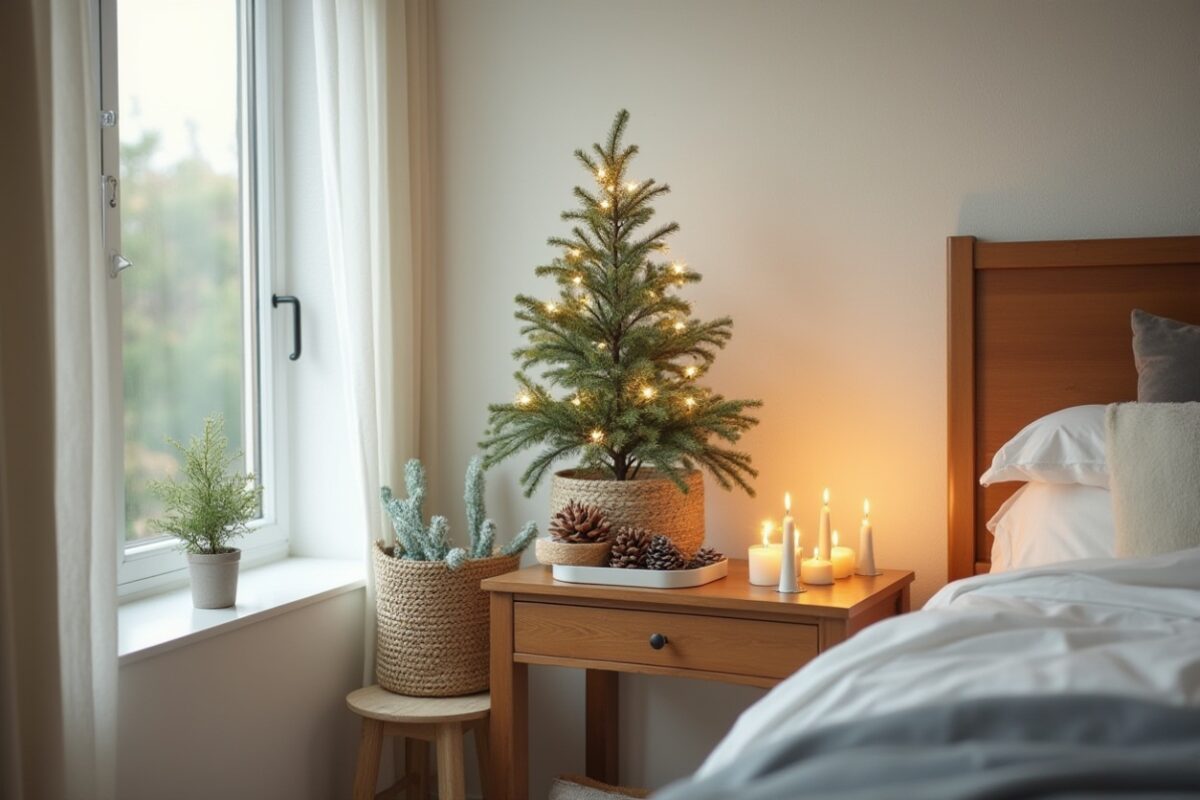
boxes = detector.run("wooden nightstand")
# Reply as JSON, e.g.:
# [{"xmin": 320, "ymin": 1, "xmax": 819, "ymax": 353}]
[{"xmin": 483, "ymin": 560, "xmax": 914, "ymax": 799}]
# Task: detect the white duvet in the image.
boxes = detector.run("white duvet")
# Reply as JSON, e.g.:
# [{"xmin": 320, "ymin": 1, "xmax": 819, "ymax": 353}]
[{"xmin": 699, "ymin": 547, "xmax": 1200, "ymax": 778}]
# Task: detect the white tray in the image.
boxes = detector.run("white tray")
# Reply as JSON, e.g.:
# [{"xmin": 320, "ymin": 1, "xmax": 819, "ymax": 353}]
[{"xmin": 551, "ymin": 559, "xmax": 728, "ymax": 588}]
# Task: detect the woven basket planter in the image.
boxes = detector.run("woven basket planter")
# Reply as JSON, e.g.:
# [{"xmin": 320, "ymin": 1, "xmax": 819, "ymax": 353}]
[
  {"xmin": 373, "ymin": 542, "xmax": 520, "ymax": 696},
  {"xmin": 534, "ymin": 537, "xmax": 612, "ymax": 567},
  {"xmin": 550, "ymin": 469, "xmax": 704, "ymax": 558}
]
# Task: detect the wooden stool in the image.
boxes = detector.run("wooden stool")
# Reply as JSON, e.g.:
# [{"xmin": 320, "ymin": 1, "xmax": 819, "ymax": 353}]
[{"xmin": 347, "ymin": 685, "xmax": 490, "ymax": 800}]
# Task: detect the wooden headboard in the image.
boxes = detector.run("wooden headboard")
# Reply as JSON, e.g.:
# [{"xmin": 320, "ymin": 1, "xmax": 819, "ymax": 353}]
[{"xmin": 947, "ymin": 235, "xmax": 1200, "ymax": 581}]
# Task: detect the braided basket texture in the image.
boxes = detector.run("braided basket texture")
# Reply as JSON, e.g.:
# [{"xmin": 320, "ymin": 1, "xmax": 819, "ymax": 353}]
[
  {"xmin": 549, "ymin": 469, "xmax": 704, "ymax": 559},
  {"xmin": 373, "ymin": 542, "xmax": 520, "ymax": 696},
  {"xmin": 534, "ymin": 537, "xmax": 612, "ymax": 566}
]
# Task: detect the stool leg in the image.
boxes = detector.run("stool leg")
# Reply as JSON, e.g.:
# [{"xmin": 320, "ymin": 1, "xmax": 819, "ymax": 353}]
[
  {"xmin": 406, "ymin": 737, "xmax": 431, "ymax": 799},
  {"xmin": 435, "ymin": 722, "xmax": 466, "ymax": 800},
  {"xmin": 472, "ymin": 720, "xmax": 491, "ymax": 799},
  {"xmin": 353, "ymin": 718, "xmax": 385, "ymax": 800}
]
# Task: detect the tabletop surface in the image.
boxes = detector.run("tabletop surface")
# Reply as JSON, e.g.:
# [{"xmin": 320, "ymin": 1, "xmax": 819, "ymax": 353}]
[{"xmin": 482, "ymin": 560, "xmax": 914, "ymax": 620}]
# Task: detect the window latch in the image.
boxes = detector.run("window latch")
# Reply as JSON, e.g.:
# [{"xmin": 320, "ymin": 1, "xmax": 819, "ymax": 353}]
[
  {"xmin": 272, "ymin": 295, "xmax": 302, "ymax": 361},
  {"xmin": 101, "ymin": 174, "xmax": 133, "ymax": 278}
]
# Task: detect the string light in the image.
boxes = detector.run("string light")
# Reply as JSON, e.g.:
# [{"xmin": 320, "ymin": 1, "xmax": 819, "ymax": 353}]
[
  {"xmin": 544, "ymin": 301, "xmax": 559, "ymax": 314},
  {"xmin": 600, "ymin": 199, "xmax": 611, "ymax": 210},
  {"xmin": 640, "ymin": 386, "xmax": 657, "ymax": 400},
  {"xmin": 684, "ymin": 365, "xmax": 698, "ymax": 378},
  {"xmin": 596, "ymin": 167, "xmax": 606, "ymax": 179},
  {"xmin": 671, "ymin": 262, "xmax": 685, "ymax": 274},
  {"xmin": 570, "ymin": 248, "xmax": 582, "ymax": 258},
  {"xmin": 606, "ymin": 184, "xmax": 615, "ymax": 193},
  {"xmin": 590, "ymin": 429, "xmax": 605, "ymax": 443},
  {"xmin": 572, "ymin": 275, "xmax": 583, "ymax": 285},
  {"xmin": 596, "ymin": 342, "xmax": 608, "ymax": 350},
  {"xmin": 684, "ymin": 396, "xmax": 697, "ymax": 409},
  {"xmin": 571, "ymin": 395, "xmax": 583, "ymax": 407},
  {"xmin": 516, "ymin": 391, "xmax": 533, "ymax": 407},
  {"xmin": 625, "ymin": 181, "xmax": 639, "ymax": 192},
  {"xmin": 673, "ymin": 320, "xmax": 686, "ymax": 332}
]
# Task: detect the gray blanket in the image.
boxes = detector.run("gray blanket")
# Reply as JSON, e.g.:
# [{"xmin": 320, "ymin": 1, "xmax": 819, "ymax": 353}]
[{"xmin": 655, "ymin": 694, "xmax": 1200, "ymax": 799}]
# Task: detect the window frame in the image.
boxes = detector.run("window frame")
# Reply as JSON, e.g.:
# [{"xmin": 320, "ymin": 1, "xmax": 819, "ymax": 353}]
[{"xmin": 100, "ymin": 0, "xmax": 290, "ymax": 598}]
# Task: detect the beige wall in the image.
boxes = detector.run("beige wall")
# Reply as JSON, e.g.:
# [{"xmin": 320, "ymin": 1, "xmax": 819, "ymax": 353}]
[{"xmin": 433, "ymin": 0, "xmax": 1200, "ymax": 793}]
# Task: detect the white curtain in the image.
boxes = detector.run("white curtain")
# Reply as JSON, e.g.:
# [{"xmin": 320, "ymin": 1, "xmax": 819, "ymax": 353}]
[
  {"xmin": 0, "ymin": 0, "xmax": 118, "ymax": 798},
  {"xmin": 311, "ymin": 0, "xmax": 434, "ymax": 681}
]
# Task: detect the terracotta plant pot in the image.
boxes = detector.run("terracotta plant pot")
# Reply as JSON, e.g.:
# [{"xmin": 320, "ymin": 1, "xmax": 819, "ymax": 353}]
[
  {"xmin": 534, "ymin": 537, "xmax": 612, "ymax": 567},
  {"xmin": 550, "ymin": 468, "xmax": 704, "ymax": 558},
  {"xmin": 373, "ymin": 543, "xmax": 520, "ymax": 696},
  {"xmin": 187, "ymin": 549, "xmax": 241, "ymax": 609}
]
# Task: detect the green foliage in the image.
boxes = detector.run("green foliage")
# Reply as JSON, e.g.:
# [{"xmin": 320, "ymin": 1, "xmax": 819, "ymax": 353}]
[
  {"xmin": 481, "ymin": 110, "xmax": 762, "ymax": 496},
  {"xmin": 381, "ymin": 457, "xmax": 537, "ymax": 569},
  {"xmin": 148, "ymin": 414, "xmax": 263, "ymax": 555}
]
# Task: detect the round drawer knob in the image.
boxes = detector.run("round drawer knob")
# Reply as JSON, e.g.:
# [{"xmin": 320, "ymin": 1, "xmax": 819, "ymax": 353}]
[{"xmin": 649, "ymin": 633, "xmax": 669, "ymax": 650}]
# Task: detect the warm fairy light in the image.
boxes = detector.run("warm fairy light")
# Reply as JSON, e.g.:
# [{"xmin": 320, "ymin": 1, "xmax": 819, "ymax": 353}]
[
  {"xmin": 570, "ymin": 248, "xmax": 582, "ymax": 258},
  {"xmin": 590, "ymin": 429, "xmax": 604, "ymax": 443},
  {"xmin": 600, "ymin": 199, "xmax": 611, "ymax": 209},
  {"xmin": 606, "ymin": 184, "xmax": 615, "ymax": 193},
  {"xmin": 516, "ymin": 391, "xmax": 533, "ymax": 407},
  {"xmin": 544, "ymin": 301, "xmax": 559, "ymax": 314},
  {"xmin": 823, "ymin": 487, "xmax": 830, "ymax": 505},
  {"xmin": 646, "ymin": 290, "xmax": 656, "ymax": 299},
  {"xmin": 640, "ymin": 386, "xmax": 657, "ymax": 400},
  {"xmin": 596, "ymin": 167, "xmax": 606, "ymax": 179},
  {"xmin": 572, "ymin": 274, "xmax": 583, "ymax": 285},
  {"xmin": 673, "ymin": 320, "xmax": 686, "ymax": 332},
  {"xmin": 596, "ymin": 341, "xmax": 608, "ymax": 350},
  {"xmin": 626, "ymin": 181, "xmax": 639, "ymax": 192},
  {"xmin": 671, "ymin": 262, "xmax": 685, "ymax": 274},
  {"xmin": 761, "ymin": 520, "xmax": 775, "ymax": 547},
  {"xmin": 863, "ymin": 499, "xmax": 870, "ymax": 519},
  {"xmin": 571, "ymin": 395, "xmax": 582, "ymax": 407},
  {"xmin": 684, "ymin": 365, "xmax": 698, "ymax": 378},
  {"xmin": 683, "ymin": 396, "xmax": 696, "ymax": 409}
]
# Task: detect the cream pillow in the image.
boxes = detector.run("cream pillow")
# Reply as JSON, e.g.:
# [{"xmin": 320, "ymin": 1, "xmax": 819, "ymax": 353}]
[{"xmin": 1105, "ymin": 402, "xmax": 1200, "ymax": 557}]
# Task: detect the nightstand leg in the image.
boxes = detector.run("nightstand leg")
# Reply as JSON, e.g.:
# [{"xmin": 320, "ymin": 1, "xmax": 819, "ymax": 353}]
[
  {"xmin": 585, "ymin": 669, "xmax": 619, "ymax": 784},
  {"xmin": 490, "ymin": 592, "xmax": 527, "ymax": 800}
]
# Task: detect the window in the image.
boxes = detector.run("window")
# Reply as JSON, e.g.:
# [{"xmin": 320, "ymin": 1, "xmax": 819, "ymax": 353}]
[{"xmin": 101, "ymin": 0, "xmax": 287, "ymax": 594}]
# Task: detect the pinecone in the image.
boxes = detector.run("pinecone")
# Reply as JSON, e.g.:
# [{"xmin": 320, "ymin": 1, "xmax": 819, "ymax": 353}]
[
  {"xmin": 608, "ymin": 526, "xmax": 653, "ymax": 568},
  {"xmin": 688, "ymin": 547, "xmax": 724, "ymax": 569},
  {"xmin": 644, "ymin": 534, "xmax": 686, "ymax": 571},
  {"xmin": 549, "ymin": 501, "xmax": 612, "ymax": 543}
]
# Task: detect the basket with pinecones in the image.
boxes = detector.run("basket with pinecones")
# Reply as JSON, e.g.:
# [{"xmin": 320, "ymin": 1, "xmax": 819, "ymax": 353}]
[{"xmin": 535, "ymin": 501, "xmax": 614, "ymax": 566}]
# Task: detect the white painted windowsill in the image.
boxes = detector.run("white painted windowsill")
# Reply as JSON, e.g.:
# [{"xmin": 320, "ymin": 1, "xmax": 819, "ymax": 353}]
[{"xmin": 119, "ymin": 557, "xmax": 365, "ymax": 666}]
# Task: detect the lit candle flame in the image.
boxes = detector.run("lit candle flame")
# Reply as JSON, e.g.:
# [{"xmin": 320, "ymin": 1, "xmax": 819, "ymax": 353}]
[
  {"xmin": 822, "ymin": 487, "xmax": 830, "ymax": 505},
  {"xmin": 863, "ymin": 498, "xmax": 870, "ymax": 518},
  {"xmin": 761, "ymin": 520, "xmax": 774, "ymax": 547},
  {"xmin": 784, "ymin": 492, "xmax": 791, "ymax": 513},
  {"xmin": 833, "ymin": 530, "xmax": 839, "ymax": 547},
  {"xmin": 813, "ymin": 547, "xmax": 819, "ymax": 559}
]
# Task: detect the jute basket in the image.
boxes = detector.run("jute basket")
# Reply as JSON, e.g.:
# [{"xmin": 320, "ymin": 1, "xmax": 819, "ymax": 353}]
[
  {"xmin": 550, "ymin": 469, "xmax": 704, "ymax": 558},
  {"xmin": 534, "ymin": 537, "xmax": 612, "ymax": 566},
  {"xmin": 373, "ymin": 542, "xmax": 520, "ymax": 696}
]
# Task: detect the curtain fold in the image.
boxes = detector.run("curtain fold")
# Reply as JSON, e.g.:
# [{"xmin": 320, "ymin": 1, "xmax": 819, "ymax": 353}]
[
  {"xmin": 312, "ymin": 0, "xmax": 431, "ymax": 682},
  {"xmin": 1, "ymin": 0, "xmax": 118, "ymax": 798}
]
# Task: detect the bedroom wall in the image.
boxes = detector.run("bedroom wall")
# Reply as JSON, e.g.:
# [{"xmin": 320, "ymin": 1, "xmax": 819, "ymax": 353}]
[{"xmin": 432, "ymin": 0, "xmax": 1200, "ymax": 794}]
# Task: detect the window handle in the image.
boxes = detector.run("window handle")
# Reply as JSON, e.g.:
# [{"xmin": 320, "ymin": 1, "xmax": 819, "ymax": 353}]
[{"xmin": 272, "ymin": 294, "xmax": 302, "ymax": 361}]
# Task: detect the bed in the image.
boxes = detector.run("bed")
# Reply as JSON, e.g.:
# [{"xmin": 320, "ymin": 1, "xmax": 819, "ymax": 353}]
[{"xmin": 657, "ymin": 235, "xmax": 1200, "ymax": 799}]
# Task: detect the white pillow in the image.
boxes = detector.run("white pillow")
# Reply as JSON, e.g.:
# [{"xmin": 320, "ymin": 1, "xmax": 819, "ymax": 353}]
[
  {"xmin": 979, "ymin": 405, "xmax": 1108, "ymax": 488},
  {"xmin": 988, "ymin": 482, "xmax": 1115, "ymax": 572}
]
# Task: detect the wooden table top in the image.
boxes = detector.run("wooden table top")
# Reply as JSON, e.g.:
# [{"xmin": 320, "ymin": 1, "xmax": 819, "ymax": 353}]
[{"xmin": 482, "ymin": 560, "xmax": 913, "ymax": 620}]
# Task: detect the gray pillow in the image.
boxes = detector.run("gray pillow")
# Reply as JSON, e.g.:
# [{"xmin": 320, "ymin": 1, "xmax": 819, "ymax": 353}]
[{"xmin": 1131, "ymin": 309, "xmax": 1200, "ymax": 402}]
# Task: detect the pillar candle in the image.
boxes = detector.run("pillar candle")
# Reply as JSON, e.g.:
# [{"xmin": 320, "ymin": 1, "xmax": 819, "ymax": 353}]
[
  {"xmin": 778, "ymin": 493, "xmax": 800, "ymax": 593},
  {"xmin": 749, "ymin": 521, "xmax": 782, "ymax": 586},
  {"xmin": 856, "ymin": 499, "xmax": 881, "ymax": 576},
  {"xmin": 817, "ymin": 488, "xmax": 832, "ymax": 560},
  {"xmin": 800, "ymin": 547, "xmax": 833, "ymax": 585},
  {"xmin": 829, "ymin": 530, "xmax": 856, "ymax": 579}
]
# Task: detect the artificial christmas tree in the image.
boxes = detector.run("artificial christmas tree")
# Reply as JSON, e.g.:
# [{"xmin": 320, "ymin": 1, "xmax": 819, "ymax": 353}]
[{"xmin": 481, "ymin": 110, "xmax": 761, "ymax": 554}]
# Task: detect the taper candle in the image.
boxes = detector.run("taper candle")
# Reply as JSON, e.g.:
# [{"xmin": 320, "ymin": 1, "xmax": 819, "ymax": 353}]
[
  {"xmin": 817, "ymin": 488, "xmax": 832, "ymax": 560},
  {"xmin": 856, "ymin": 499, "xmax": 881, "ymax": 576},
  {"xmin": 779, "ymin": 493, "xmax": 801, "ymax": 593}
]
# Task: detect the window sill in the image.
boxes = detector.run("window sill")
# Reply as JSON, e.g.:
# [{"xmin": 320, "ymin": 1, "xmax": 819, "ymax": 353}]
[{"xmin": 118, "ymin": 557, "xmax": 365, "ymax": 666}]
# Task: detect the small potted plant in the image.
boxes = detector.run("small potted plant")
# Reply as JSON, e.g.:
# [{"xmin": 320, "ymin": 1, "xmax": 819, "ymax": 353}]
[
  {"xmin": 376, "ymin": 456, "xmax": 537, "ymax": 696},
  {"xmin": 149, "ymin": 414, "xmax": 262, "ymax": 609}
]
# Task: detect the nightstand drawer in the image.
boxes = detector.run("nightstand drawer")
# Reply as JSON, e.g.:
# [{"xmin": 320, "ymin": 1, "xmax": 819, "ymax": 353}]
[{"xmin": 513, "ymin": 601, "xmax": 818, "ymax": 680}]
